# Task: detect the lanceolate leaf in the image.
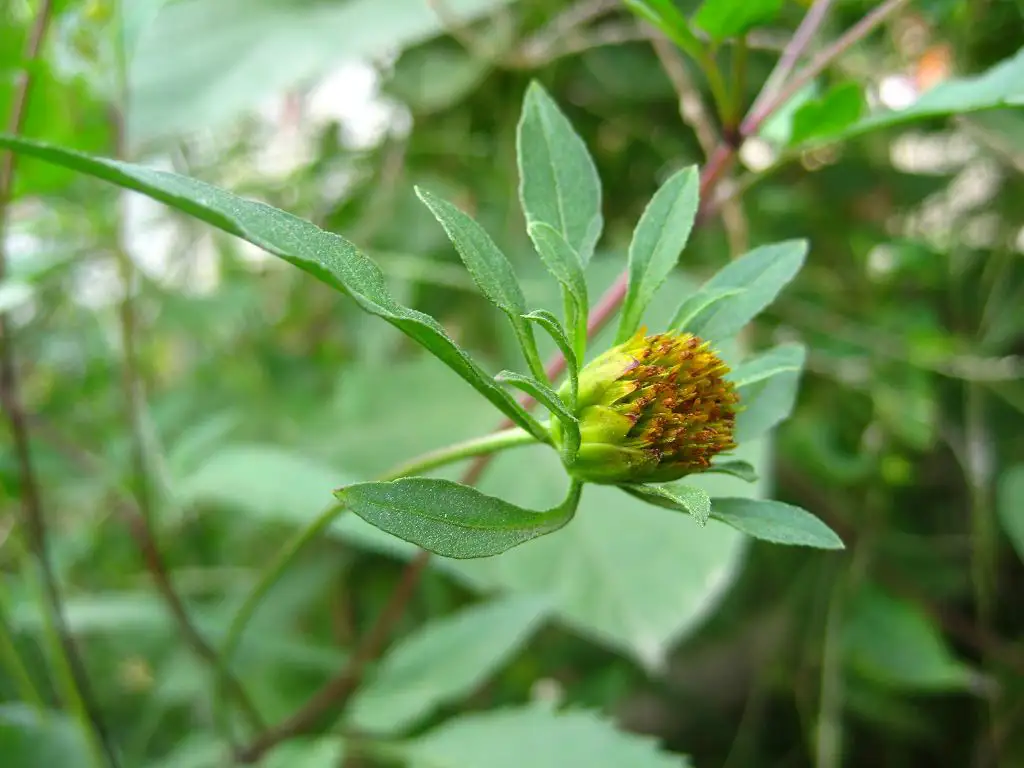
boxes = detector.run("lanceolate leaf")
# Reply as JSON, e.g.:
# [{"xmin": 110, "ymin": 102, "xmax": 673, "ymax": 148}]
[
  {"xmin": 622, "ymin": 483, "xmax": 712, "ymax": 526},
  {"xmin": 0, "ymin": 136, "xmax": 546, "ymax": 442},
  {"xmin": 415, "ymin": 186, "xmax": 528, "ymax": 316},
  {"xmin": 522, "ymin": 309, "xmax": 579, "ymax": 408},
  {"xmin": 693, "ymin": 0, "xmax": 783, "ymax": 41},
  {"xmin": 496, "ymin": 370, "xmax": 580, "ymax": 464},
  {"xmin": 416, "ymin": 186, "xmax": 545, "ymax": 379},
  {"xmin": 706, "ymin": 460, "xmax": 758, "ymax": 483},
  {"xmin": 617, "ymin": 166, "xmax": 700, "ymax": 343},
  {"xmin": 668, "ymin": 286, "xmax": 744, "ymax": 333},
  {"xmin": 622, "ymin": 0, "xmax": 704, "ymax": 61},
  {"xmin": 517, "ymin": 82, "xmax": 603, "ymax": 264},
  {"xmin": 333, "ymin": 478, "xmax": 582, "ymax": 558},
  {"xmin": 711, "ymin": 498, "xmax": 844, "ymax": 549},
  {"xmin": 810, "ymin": 47, "xmax": 1024, "ymax": 143},
  {"xmin": 526, "ymin": 222, "xmax": 589, "ymax": 354},
  {"xmin": 688, "ymin": 240, "xmax": 808, "ymax": 343},
  {"xmin": 730, "ymin": 343, "xmax": 806, "ymax": 441}
]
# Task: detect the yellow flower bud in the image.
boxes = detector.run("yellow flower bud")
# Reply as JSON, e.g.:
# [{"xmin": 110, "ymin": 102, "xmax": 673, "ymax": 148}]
[{"xmin": 552, "ymin": 330, "xmax": 739, "ymax": 484}]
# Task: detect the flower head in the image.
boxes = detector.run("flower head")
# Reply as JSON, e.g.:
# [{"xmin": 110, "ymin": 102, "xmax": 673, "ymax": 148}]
[{"xmin": 552, "ymin": 330, "xmax": 739, "ymax": 484}]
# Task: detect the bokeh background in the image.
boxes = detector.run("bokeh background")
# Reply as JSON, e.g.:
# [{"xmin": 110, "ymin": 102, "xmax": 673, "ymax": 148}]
[{"xmin": 2, "ymin": 1, "xmax": 1024, "ymax": 766}]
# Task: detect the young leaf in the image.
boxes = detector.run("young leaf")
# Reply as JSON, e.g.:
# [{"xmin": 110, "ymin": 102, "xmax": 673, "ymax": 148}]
[
  {"xmin": 496, "ymin": 370, "xmax": 580, "ymax": 464},
  {"xmin": 622, "ymin": 0, "xmax": 704, "ymax": 61},
  {"xmin": 617, "ymin": 166, "xmax": 700, "ymax": 343},
  {"xmin": 706, "ymin": 460, "xmax": 758, "ymax": 483},
  {"xmin": 416, "ymin": 186, "xmax": 545, "ymax": 381},
  {"xmin": 333, "ymin": 478, "xmax": 582, "ymax": 559},
  {"xmin": 789, "ymin": 82, "xmax": 864, "ymax": 146},
  {"xmin": 526, "ymin": 221, "xmax": 589, "ymax": 355},
  {"xmin": 811, "ymin": 47, "xmax": 1024, "ymax": 143},
  {"xmin": 730, "ymin": 343, "xmax": 806, "ymax": 441},
  {"xmin": 688, "ymin": 239, "xmax": 808, "ymax": 343},
  {"xmin": 668, "ymin": 286, "xmax": 744, "ymax": 333},
  {"xmin": 522, "ymin": 309, "xmax": 579, "ymax": 408},
  {"xmin": 621, "ymin": 483, "xmax": 712, "ymax": 526},
  {"xmin": 711, "ymin": 498, "xmax": 844, "ymax": 549},
  {"xmin": 517, "ymin": 82, "xmax": 603, "ymax": 264},
  {"xmin": 693, "ymin": 0, "xmax": 783, "ymax": 41},
  {"xmin": 404, "ymin": 705, "xmax": 692, "ymax": 768},
  {"xmin": 348, "ymin": 596, "xmax": 550, "ymax": 734},
  {"xmin": 0, "ymin": 136, "xmax": 547, "ymax": 442}
]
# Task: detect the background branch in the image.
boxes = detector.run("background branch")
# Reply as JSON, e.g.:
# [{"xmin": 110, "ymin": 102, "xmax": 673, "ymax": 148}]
[{"xmin": 0, "ymin": 1, "xmax": 119, "ymax": 764}]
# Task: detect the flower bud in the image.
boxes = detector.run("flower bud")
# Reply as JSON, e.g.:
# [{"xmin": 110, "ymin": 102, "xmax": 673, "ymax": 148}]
[{"xmin": 552, "ymin": 330, "xmax": 739, "ymax": 484}]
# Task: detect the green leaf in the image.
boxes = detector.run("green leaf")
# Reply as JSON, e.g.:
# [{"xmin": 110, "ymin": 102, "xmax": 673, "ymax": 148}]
[
  {"xmin": 812, "ymin": 47, "xmax": 1024, "ymax": 143},
  {"xmin": 622, "ymin": 0, "xmax": 704, "ymax": 60},
  {"xmin": 0, "ymin": 705, "xmax": 93, "ymax": 768},
  {"xmin": 843, "ymin": 584, "xmax": 975, "ymax": 691},
  {"xmin": 617, "ymin": 166, "xmax": 700, "ymax": 343},
  {"xmin": 435, "ymin": 268, "xmax": 759, "ymax": 669},
  {"xmin": 621, "ymin": 483, "xmax": 712, "ymax": 526},
  {"xmin": 523, "ymin": 309, "xmax": 579, "ymax": 408},
  {"xmin": 517, "ymin": 82, "xmax": 603, "ymax": 264},
  {"xmin": 331, "ymin": 269, "xmax": 759, "ymax": 668},
  {"xmin": 789, "ymin": 82, "xmax": 865, "ymax": 146},
  {"xmin": 496, "ymin": 370, "xmax": 580, "ymax": 464},
  {"xmin": 668, "ymin": 286, "xmax": 744, "ymax": 332},
  {"xmin": 706, "ymin": 460, "xmax": 758, "ymax": 483},
  {"xmin": 333, "ymin": 478, "xmax": 581, "ymax": 559},
  {"xmin": 730, "ymin": 343, "xmax": 807, "ymax": 441},
  {"xmin": 997, "ymin": 464, "xmax": 1024, "ymax": 564},
  {"xmin": 0, "ymin": 135, "xmax": 546, "ymax": 441},
  {"xmin": 416, "ymin": 186, "xmax": 527, "ymax": 317},
  {"xmin": 349, "ymin": 596, "xmax": 550, "ymax": 734},
  {"xmin": 128, "ymin": 0, "xmax": 515, "ymax": 143},
  {"xmin": 404, "ymin": 706, "xmax": 692, "ymax": 768},
  {"xmin": 389, "ymin": 41, "xmax": 494, "ymax": 114},
  {"xmin": 689, "ymin": 240, "xmax": 808, "ymax": 342},
  {"xmin": 416, "ymin": 186, "xmax": 544, "ymax": 379},
  {"xmin": 526, "ymin": 221, "xmax": 589, "ymax": 353},
  {"xmin": 178, "ymin": 444, "xmax": 350, "ymax": 524},
  {"xmin": 263, "ymin": 738, "xmax": 346, "ymax": 768},
  {"xmin": 693, "ymin": 0, "xmax": 782, "ymax": 40},
  {"xmin": 711, "ymin": 498, "xmax": 844, "ymax": 549}
]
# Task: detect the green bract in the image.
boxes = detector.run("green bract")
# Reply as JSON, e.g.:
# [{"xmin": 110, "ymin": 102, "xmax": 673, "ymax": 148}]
[{"xmin": 551, "ymin": 330, "xmax": 739, "ymax": 484}]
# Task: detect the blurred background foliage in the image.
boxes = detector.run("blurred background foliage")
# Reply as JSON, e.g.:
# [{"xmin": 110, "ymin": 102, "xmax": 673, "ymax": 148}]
[{"xmin": 2, "ymin": 0, "xmax": 1024, "ymax": 766}]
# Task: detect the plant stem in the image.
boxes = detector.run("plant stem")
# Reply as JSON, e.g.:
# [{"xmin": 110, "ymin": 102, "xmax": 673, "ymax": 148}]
[
  {"xmin": 745, "ymin": 0, "xmax": 835, "ymax": 128},
  {"xmin": 227, "ymin": 425, "xmax": 542, "ymax": 761},
  {"xmin": 379, "ymin": 426, "xmax": 540, "ymax": 481},
  {"xmin": 0, "ymin": 582, "xmax": 45, "ymax": 710},
  {"xmin": 741, "ymin": 0, "xmax": 910, "ymax": 136},
  {"xmin": 0, "ymin": 1, "xmax": 118, "ymax": 764},
  {"xmin": 234, "ymin": 2, "xmax": 911, "ymax": 759},
  {"xmin": 729, "ymin": 38, "xmax": 749, "ymax": 132}
]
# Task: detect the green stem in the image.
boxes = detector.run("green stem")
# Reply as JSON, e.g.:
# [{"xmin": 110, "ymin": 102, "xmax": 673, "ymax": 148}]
[
  {"xmin": 728, "ymin": 38, "xmax": 748, "ymax": 130},
  {"xmin": 377, "ymin": 426, "xmax": 541, "ymax": 481},
  {"xmin": 514, "ymin": 323, "xmax": 550, "ymax": 387},
  {"xmin": 214, "ymin": 425, "xmax": 543, "ymax": 730},
  {"xmin": 699, "ymin": 46, "xmax": 732, "ymax": 129},
  {"xmin": 0, "ymin": 583, "xmax": 45, "ymax": 710}
]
